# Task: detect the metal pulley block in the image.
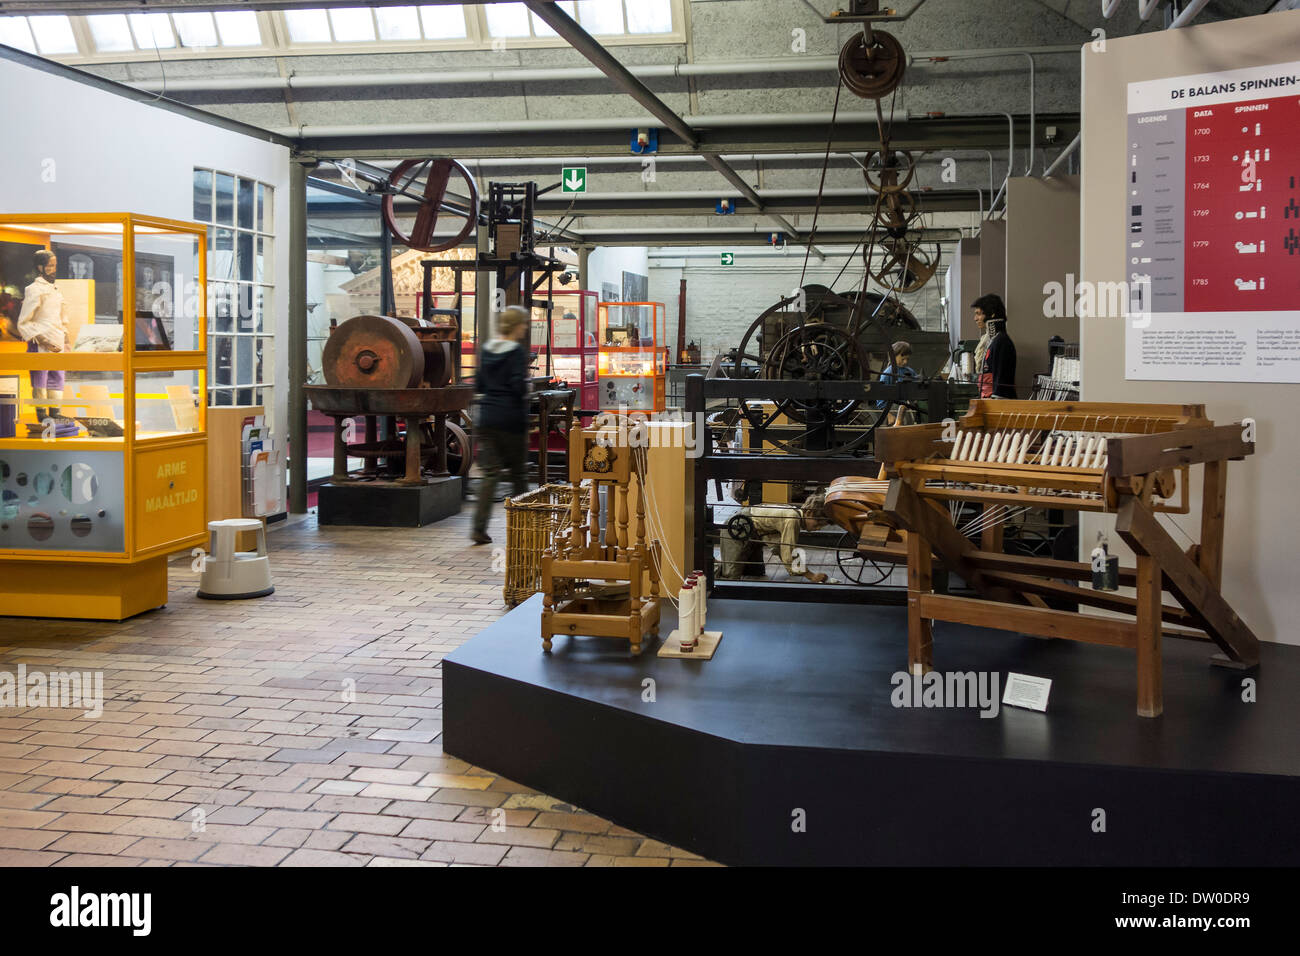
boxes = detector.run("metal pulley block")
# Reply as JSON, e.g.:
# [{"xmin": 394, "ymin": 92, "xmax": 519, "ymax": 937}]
[{"xmin": 838, "ymin": 29, "xmax": 906, "ymax": 99}]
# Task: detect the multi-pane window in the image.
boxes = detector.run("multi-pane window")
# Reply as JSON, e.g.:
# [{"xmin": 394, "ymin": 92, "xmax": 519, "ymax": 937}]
[
  {"xmin": 0, "ymin": 2, "xmax": 677, "ymax": 61},
  {"xmin": 194, "ymin": 169, "xmax": 275, "ymax": 410},
  {"xmin": 284, "ymin": 5, "xmax": 468, "ymax": 43}
]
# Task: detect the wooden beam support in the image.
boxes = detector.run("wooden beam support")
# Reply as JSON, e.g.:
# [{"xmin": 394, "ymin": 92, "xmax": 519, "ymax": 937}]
[
  {"xmin": 1107, "ymin": 423, "xmax": 1253, "ymax": 477},
  {"xmin": 907, "ymin": 526, "xmax": 934, "ymax": 675},
  {"xmin": 979, "ymin": 569, "xmax": 1203, "ymax": 630},
  {"xmin": 916, "ymin": 594, "xmax": 1136, "ymax": 648},
  {"xmin": 968, "ymin": 551, "xmax": 1139, "ymax": 587},
  {"xmin": 1199, "ymin": 458, "xmax": 1227, "ymax": 589},
  {"xmin": 1115, "ymin": 497, "xmax": 1260, "ymax": 667},
  {"xmin": 1134, "ymin": 549, "xmax": 1164, "ymax": 717}
]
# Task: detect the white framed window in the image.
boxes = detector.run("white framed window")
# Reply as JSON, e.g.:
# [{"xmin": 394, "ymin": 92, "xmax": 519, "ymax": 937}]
[
  {"xmin": 14, "ymin": 1, "xmax": 682, "ymax": 64},
  {"xmin": 194, "ymin": 168, "xmax": 276, "ymax": 411}
]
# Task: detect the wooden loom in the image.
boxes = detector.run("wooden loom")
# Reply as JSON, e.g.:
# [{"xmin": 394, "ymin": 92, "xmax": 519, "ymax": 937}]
[
  {"xmin": 871, "ymin": 399, "xmax": 1259, "ymax": 717},
  {"xmin": 540, "ymin": 427, "xmax": 662, "ymax": 655}
]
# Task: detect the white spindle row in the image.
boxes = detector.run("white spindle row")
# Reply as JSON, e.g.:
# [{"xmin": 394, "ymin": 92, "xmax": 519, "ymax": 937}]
[{"xmin": 950, "ymin": 429, "xmax": 1108, "ymax": 469}]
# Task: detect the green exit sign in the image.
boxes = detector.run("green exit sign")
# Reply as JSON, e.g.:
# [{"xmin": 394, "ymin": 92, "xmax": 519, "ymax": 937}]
[
  {"xmin": 561, "ymin": 167, "xmax": 587, "ymax": 193},
  {"xmin": 720, "ymin": 252, "xmax": 735, "ymax": 265}
]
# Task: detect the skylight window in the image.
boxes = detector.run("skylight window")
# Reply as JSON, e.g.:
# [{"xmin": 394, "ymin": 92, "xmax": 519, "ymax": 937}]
[
  {"xmin": 214, "ymin": 11, "xmax": 261, "ymax": 47},
  {"xmin": 419, "ymin": 5, "xmax": 467, "ymax": 39},
  {"xmin": 86, "ymin": 14, "xmax": 135, "ymax": 53},
  {"xmin": 327, "ymin": 7, "xmax": 376, "ymax": 43},
  {"xmin": 2, "ymin": 1, "xmax": 670, "ymax": 62},
  {"xmin": 376, "ymin": 6, "xmax": 422, "ymax": 41},
  {"xmin": 576, "ymin": 0, "xmax": 624, "ymax": 35},
  {"xmin": 28, "ymin": 15, "xmax": 78, "ymax": 54},
  {"xmin": 485, "ymin": 2, "xmax": 531, "ymax": 38},
  {"xmin": 529, "ymin": 0, "xmax": 576, "ymax": 38},
  {"xmin": 284, "ymin": 9, "xmax": 331, "ymax": 43},
  {"xmin": 173, "ymin": 12, "xmax": 218, "ymax": 48},
  {"xmin": 128, "ymin": 13, "xmax": 176, "ymax": 50},
  {"xmin": 626, "ymin": 0, "xmax": 673, "ymax": 34},
  {"xmin": 0, "ymin": 17, "xmax": 37, "ymax": 54}
]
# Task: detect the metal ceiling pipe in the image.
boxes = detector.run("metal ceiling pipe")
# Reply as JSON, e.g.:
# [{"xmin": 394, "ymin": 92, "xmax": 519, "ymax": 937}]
[
  {"xmin": 1042, "ymin": 132, "xmax": 1082, "ymax": 178},
  {"xmin": 919, "ymin": 52, "xmax": 1033, "ymax": 175},
  {"xmin": 277, "ymin": 109, "xmax": 1049, "ymax": 137},
  {"xmin": 1101, "ymin": 0, "xmax": 1124, "ymax": 15},
  {"xmin": 126, "ymin": 46, "xmax": 1081, "ymax": 93},
  {"xmin": 1169, "ymin": 0, "xmax": 1212, "ymax": 27},
  {"xmin": 1138, "ymin": 0, "xmax": 1162, "ymax": 20},
  {"xmin": 134, "ymin": 57, "xmax": 840, "ymax": 92},
  {"xmin": 359, "ymin": 151, "xmax": 996, "ymax": 168}
]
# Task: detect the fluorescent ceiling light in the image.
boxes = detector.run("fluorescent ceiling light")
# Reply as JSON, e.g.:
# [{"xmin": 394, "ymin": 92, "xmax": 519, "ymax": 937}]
[
  {"xmin": 214, "ymin": 11, "xmax": 261, "ymax": 47},
  {"xmin": 128, "ymin": 13, "xmax": 175, "ymax": 50},
  {"xmin": 485, "ymin": 2, "xmax": 532, "ymax": 38},
  {"xmin": 173, "ymin": 12, "xmax": 217, "ymax": 48},
  {"xmin": 28, "ymin": 15, "xmax": 79, "ymax": 54},
  {"xmin": 284, "ymin": 8, "xmax": 330, "ymax": 43},
  {"xmin": 577, "ymin": 0, "xmax": 624, "ymax": 34},
  {"xmin": 419, "ymin": 4, "xmax": 466, "ymax": 39},
  {"xmin": 86, "ymin": 14, "xmax": 135, "ymax": 52},
  {"xmin": 626, "ymin": 0, "xmax": 673, "ymax": 34},
  {"xmin": 328, "ymin": 7, "xmax": 376, "ymax": 42},
  {"xmin": 376, "ymin": 5, "xmax": 421, "ymax": 41}
]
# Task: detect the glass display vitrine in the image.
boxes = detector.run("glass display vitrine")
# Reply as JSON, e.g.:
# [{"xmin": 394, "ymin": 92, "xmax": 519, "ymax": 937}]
[
  {"xmin": 0, "ymin": 213, "xmax": 208, "ymax": 620},
  {"xmin": 597, "ymin": 300, "xmax": 667, "ymax": 413},
  {"xmin": 425, "ymin": 288, "xmax": 600, "ymax": 410}
]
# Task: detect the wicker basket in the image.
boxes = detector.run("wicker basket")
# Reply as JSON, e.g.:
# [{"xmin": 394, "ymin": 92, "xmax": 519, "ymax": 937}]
[{"xmin": 503, "ymin": 483, "xmax": 590, "ymax": 607}]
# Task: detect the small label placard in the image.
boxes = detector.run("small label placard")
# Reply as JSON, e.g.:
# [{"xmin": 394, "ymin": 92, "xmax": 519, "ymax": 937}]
[{"xmin": 1002, "ymin": 672, "xmax": 1052, "ymax": 712}]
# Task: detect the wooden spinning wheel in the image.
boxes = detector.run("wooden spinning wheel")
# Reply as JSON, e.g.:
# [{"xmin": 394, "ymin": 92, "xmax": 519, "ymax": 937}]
[{"xmin": 381, "ymin": 158, "xmax": 479, "ymax": 253}]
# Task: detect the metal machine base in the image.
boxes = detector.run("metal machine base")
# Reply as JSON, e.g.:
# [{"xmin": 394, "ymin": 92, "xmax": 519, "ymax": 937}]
[{"xmin": 317, "ymin": 476, "xmax": 463, "ymax": 527}]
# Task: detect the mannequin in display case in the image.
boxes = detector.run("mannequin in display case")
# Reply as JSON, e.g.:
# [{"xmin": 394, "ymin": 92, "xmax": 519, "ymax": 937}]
[{"xmin": 16, "ymin": 250, "xmax": 69, "ymax": 423}]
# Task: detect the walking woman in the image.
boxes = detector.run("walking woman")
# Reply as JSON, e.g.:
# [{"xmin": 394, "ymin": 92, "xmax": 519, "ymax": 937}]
[{"xmin": 470, "ymin": 305, "xmax": 530, "ymax": 545}]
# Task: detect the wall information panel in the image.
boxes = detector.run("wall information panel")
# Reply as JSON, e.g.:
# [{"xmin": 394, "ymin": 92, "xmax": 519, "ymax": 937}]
[{"xmin": 1125, "ymin": 61, "xmax": 1300, "ymax": 382}]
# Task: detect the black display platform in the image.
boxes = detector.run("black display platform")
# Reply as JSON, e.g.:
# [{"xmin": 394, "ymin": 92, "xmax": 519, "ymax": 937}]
[
  {"xmin": 317, "ymin": 476, "xmax": 461, "ymax": 527},
  {"xmin": 443, "ymin": 596, "xmax": 1300, "ymax": 866}
]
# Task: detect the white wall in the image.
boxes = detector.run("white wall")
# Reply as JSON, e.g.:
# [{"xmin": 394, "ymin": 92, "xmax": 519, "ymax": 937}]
[
  {"xmin": 588, "ymin": 246, "xmax": 649, "ymax": 300},
  {"xmin": 1080, "ymin": 11, "xmax": 1300, "ymax": 645},
  {"xmin": 1004, "ymin": 175, "xmax": 1081, "ymax": 391},
  {"xmin": 0, "ymin": 57, "xmax": 292, "ymax": 449}
]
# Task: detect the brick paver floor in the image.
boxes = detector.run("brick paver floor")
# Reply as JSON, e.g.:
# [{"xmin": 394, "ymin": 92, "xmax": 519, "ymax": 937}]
[{"xmin": 0, "ymin": 504, "xmax": 716, "ymax": 867}]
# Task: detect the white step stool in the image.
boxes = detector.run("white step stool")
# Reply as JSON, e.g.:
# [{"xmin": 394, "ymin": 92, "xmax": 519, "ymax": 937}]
[{"xmin": 197, "ymin": 518, "xmax": 275, "ymax": 600}]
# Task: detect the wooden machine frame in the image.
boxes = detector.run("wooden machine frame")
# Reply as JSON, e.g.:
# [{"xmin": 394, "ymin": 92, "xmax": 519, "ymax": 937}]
[
  {"xmin": 875, "ymin": 399, "xmax": 1259, "ymax": 717},
  {"xmin": 540, "ymin": 426, "xmax": 662, "ymax": 655}
]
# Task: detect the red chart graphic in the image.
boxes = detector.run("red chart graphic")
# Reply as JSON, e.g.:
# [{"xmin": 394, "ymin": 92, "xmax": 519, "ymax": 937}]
[{"xmin": 1183, "ymin": 94, "xmax": 1300, "ymax": 312}]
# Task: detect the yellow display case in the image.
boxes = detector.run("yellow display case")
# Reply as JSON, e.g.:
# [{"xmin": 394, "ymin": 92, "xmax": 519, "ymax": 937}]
[
  {"xmin": 0, "ymin": 213, "xmax": 208, "ymax": 620},
  {"xmin": 597, "ymin": 300, "xmax": 667, "ymax": 413}
]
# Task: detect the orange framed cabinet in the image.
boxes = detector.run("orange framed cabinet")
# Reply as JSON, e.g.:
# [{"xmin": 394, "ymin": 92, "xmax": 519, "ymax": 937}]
[
  {"xmin": 0, "ymin": 213, "xmax": 208, "ymax": 620},
  {"xmin": 596, "ymin": 301, "xmax": 667, "ymax": 413}
]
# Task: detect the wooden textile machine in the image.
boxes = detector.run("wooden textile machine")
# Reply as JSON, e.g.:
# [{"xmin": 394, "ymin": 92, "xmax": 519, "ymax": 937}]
[
  {"xmin": 540, "ymin": 427, "xmax": 662, "ymax": 656},
  {"xmin": 858, "ymin": 399, "xmax": 1259, "ymax": 717}
]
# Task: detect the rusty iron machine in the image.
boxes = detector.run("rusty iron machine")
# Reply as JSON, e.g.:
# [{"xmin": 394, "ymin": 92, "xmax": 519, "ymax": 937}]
[{"xmin": 306, "ymin": 313, "xmax": 473, "ymax": 526}]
